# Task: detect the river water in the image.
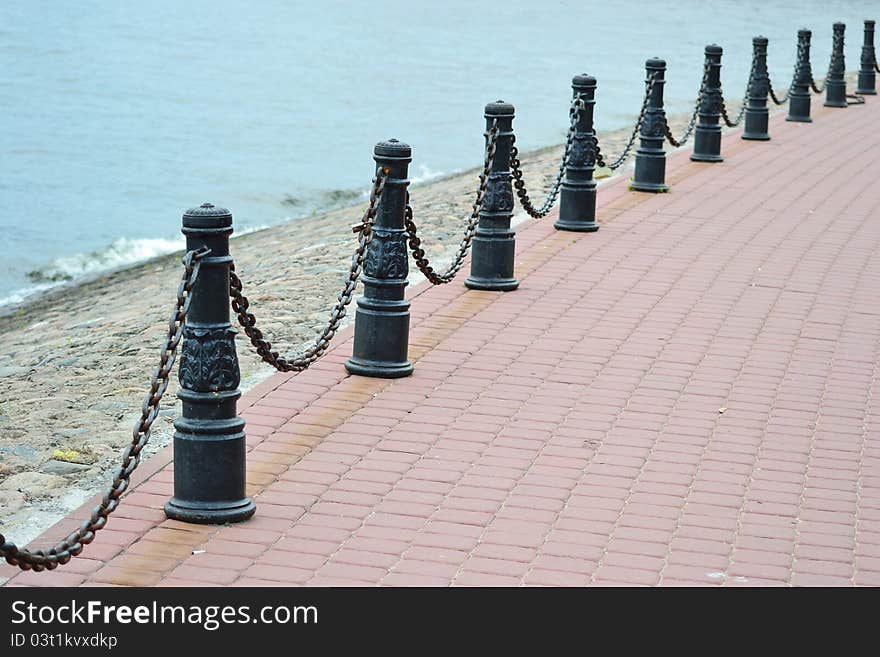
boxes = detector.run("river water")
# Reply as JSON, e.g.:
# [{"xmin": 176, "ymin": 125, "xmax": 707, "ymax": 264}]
[{"xmin": 0, "ymin": 0, "xmax": 869, "ymax": 304}]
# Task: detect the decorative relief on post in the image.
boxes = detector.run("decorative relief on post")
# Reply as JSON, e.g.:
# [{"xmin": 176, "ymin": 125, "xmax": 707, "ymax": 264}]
[
  {"xmin": 701, "ymin": 92, "xmax": 722, "ymax": 116},
  {"xmin": 641, "ymin": 113, "xmax": 667, "ymax": 138},
  {"xmin": 482, "ymin": 174, "xmax": 514, "ymax": 213},
  {"xmin": 750, "ymin": 75, "xmax": 769, "ymax": 99},
  {"xmin": 179, "ymin": 327, "xmax": 241, "ymax": 392},
  {"xmin": 568, "ymin": 134, "xmax": 596, "ymax": 168},
  {"xmin": 363, "ymin": 230, "xmax": 408, "ymax": 279}
]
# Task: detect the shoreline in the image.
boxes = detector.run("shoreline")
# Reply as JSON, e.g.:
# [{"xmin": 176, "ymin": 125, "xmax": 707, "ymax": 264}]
[{"xmin": 0, "ymin": 88, "xmax": 824, "ymax": 548}]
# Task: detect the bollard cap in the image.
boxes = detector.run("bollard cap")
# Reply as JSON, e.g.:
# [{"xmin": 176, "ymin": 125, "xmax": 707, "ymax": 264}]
[
  {"xmin": 833, "ymin": 22, "xmax": 845, "ymax": 31},
  {"xmin": 753, "ymin": 35, "xmax": 768, "ymax": 45},
  {"xmin": 572, "ymin": 74, "xmax": 597, "ymax": 89},
  {"xmin": 798, "ymin": 28, "xmax": 811, "ymax": 37},
  {"xmin": 485, "ymin": 99, "xmax": 515, "ymax": 117},
  {"xmin": 182, "ymin": 202, "xmax": 232, "ymax": 229},
  {"xmin": 866, "ymin": 20, "xmax": 875, "ymax": 28},
  {"xmin": 705, "ymin": 43, "xmax": 723, "ymax": 55},
  {"xmin": 645, "ymin": 57, "xmax": 666, "ymax": 70},
  {"xmin": 374, "ymin": 138, "xmax": 412, "ymax": 160}
]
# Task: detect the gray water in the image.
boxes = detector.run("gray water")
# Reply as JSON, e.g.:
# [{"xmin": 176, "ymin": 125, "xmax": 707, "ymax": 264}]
[{"xmin": 0, "ymin": 1, "xmax": 870, "ymax": 304}]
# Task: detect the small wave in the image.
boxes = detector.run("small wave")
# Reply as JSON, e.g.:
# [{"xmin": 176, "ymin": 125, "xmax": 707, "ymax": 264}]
[
  {"xmin": 410, "ymin": 164, "xmax": 446, "ymax": 186},
  {"xmin": 26, "ymin": 237, "xmax": 185, "ymax": 284},
  {"xmin": 0, "ymin": 281, "xmax": 65, "ymax": 308},
  {"xmin": 321, "ymin": 188, "xmax": 363, "ymax": 204},
  {"xmin": 4, "ymin": 226, "xmax": 272, "ymax": 311}
]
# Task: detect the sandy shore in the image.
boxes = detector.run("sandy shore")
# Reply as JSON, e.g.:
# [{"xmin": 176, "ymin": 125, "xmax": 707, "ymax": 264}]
[{"xmin": 0, "ymin": 91, "xmax": 800, "ymax": 546}]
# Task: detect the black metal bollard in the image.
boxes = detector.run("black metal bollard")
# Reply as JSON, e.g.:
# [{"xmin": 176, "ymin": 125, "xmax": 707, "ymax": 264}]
[
  {"xmin": 743, "ymin": 36, "xmax": 771, "ymax": 141},
  {"xmin": 556, "ymin": 74, "xmax": 599, "ymax": 232},
  {"xmin": 857, "ymin": 20, "xmax": 877, "ymax": 95},
  {"xmin": 691, "ymin": 45, "xmax": 724, "ymax": 162},
  {"xmin": 465, "ymin": 101, "xmax": 518, "ymax": 291},
  {"xmin": 631, "ymin": 58, "xmax": 669, "ymax": 193},
  {"xmin": 165, "ymin": 203, "xmax": 255, "ymax": 524},
  {"xmin": 787, "ymin": 29, "xmax": 813, "ymax": 122},
  {"xmin": 825, "ymin": 22, "xmax": 848, "ymax": 107},
  {"xmin": 345, "ymin": 140, "xmax": 413, "ymax": 378}
]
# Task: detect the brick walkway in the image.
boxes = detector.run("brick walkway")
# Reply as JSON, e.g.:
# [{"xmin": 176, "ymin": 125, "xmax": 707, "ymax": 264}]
[{"xmin": 4, "ymin": 98, "xmax": 880, "ymax": 587}]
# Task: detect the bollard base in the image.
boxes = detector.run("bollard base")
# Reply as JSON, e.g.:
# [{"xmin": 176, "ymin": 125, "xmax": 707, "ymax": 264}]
[
  {"xmin": 554, "ymin": 219, "xmax": 599, "ymax": 232},
  {"xmin": 464, "ymin": 276, "xmax": 519, "ymax": 291},
  {"xmin": 165, "ymin": 497, "xmax": 256, "ymax": 525},
  {"xmin": 786, "ymin": 115, "xmax": 813, "ymax": 123},
  {"xmin": 742, "ymin": 132, "xmax": 771, "ymax": 141},
  {"xmin": 690, "ymin": 153, "xmax": 724, "ymax": 163},
  {"xmin": 856, "ymin": 89, "xmax": 878, "ymax": 95},
  {"xmin": 823, "ymin": 100, "xmax": 848, "ymax": 108},
  {"xmin": 345, "ymin": 357, "xmax": 413, "ymax": 379},
  {"xmin": 629, "ymin": 181, "xmax": 668, "ymax": 194}
]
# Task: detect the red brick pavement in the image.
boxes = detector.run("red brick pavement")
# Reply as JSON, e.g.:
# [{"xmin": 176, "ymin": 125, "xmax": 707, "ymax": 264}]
[{"xmin": 4, "ymin": 98, "xmax": 880, "ymax": 587}]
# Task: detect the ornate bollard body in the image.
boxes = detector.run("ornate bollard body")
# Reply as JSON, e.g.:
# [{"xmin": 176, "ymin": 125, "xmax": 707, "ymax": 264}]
[
  {"xmin": 691, "ymin": 45, "xmax": 724, "ymax": 162},
  {"xmin": 743, "ymin": 37, "xmax": 771, "ymax": 141},
  {"xmin": 345, "ymin": 140, "xmax": 413, "ymax": 378},
  {"xmin": 556, "ymin": 75, "xmax": 599, "ymax": 232},
  {"xmin": 465, "ymin": 101, "xmax": 518, "ymax": 291},
  {"xmin": 165, "ymin": 203, "xmax": 256, "ymax": 524},
  {"xmin": 631, "ymin": 58, "xmax": 669, "ymax": 193},
  {"xmin": 857, "ymin": 20, "xmax": 877, "ymax": 95},
  {"xmin": 825, "ymin": 23, "xmax": 848, "ymax": 107},
  {"xmin": 787, "ymin": 29, "xmax": 813, "ymax": 122}
]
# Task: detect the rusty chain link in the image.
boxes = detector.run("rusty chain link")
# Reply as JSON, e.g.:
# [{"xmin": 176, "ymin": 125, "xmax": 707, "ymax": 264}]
[
  {"xmin": 664, "ymin": 59, "xmax": 711, "ymax": 148},
  {"xmin": 0, "ymin": 247, "xmax": 209, "ymax": 571},
  {"xmin": 230, "ymin": 171, "xmax": 387, "ymax": 371},
  {"xmin": 404, "ymin": 121, "xmax": 499, "ymax": 285},
  {"xmin": 509, "ymin": 97, "xmax": 585, "ymax": 218},
  {"xmin": 720, "ymin": 52, "xmax": 758, "ymax": 128},
  {"xmin": 594, "ymin": 72, "xmax": 658, "ymax": 170}
]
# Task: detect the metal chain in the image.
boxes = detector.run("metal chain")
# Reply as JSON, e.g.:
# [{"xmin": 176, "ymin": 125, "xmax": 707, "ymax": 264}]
[
  {"xmin": 768, "ymin": 37, "xmax": 805, "ymax": 105},
  {"xmin": 404, "ymin": 122, "xmax": 499, "ymax": 285},
  {"xmin": 0, "ymin": 248, "xmax": 209, "ymax": 571},
  {"xmin": 664, "ymin": 60, "xmax": 712, "ymax": 148},
  {"xmin": 509, "ymin": 97, "xmax": 585, "ymax": 219},
  {"xmin": 230, "ymin": 172, "xmax": 387, "ymax": 371},
  {"xmin": 594, "ymin": 72, "xmax": 658, "ymax": 170},
  {"xmin": 720, "ymin": 52, "xmax": 758, "ymax": 128},
  {"xmin": 768, "ymin": 81, "xmax": 791, "ymax": 105},
  {"xmin": 811, "ymin": 31, "xmax": 840, "ymax": 94}
]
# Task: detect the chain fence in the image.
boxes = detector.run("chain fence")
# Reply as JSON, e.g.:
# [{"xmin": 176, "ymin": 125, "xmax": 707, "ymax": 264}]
[
  {"xmin": 404, "ymin": 121, "xmax": 499, "ymax": 285},
  {"xmin": 720, "ymin": 54, "xmax": 758, "ymax": 128},
  {"xmin": 664, "ymin": 60, "xmax": 711, "ymax": 147},
  {"xmin": 508, "ymin": 97, "xmax": 585, "ymax": 219},
  {"xmin": 230, "ymin": 171, "xmax": 388, "ymax": 371},
  {"xmin": 0, "ymin": 247, "xmax": 210, "ymax": 571},
  {"xmin": 811, "ymin": 31, "xmax": 841, "ymax": 94},
  {"xmin": 768, "ymin": 38, "xmax": 805, "ymax": 105},
  {"xmin": 594, "ymin": 72, "xmax": 658, "ymax": 169}
]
